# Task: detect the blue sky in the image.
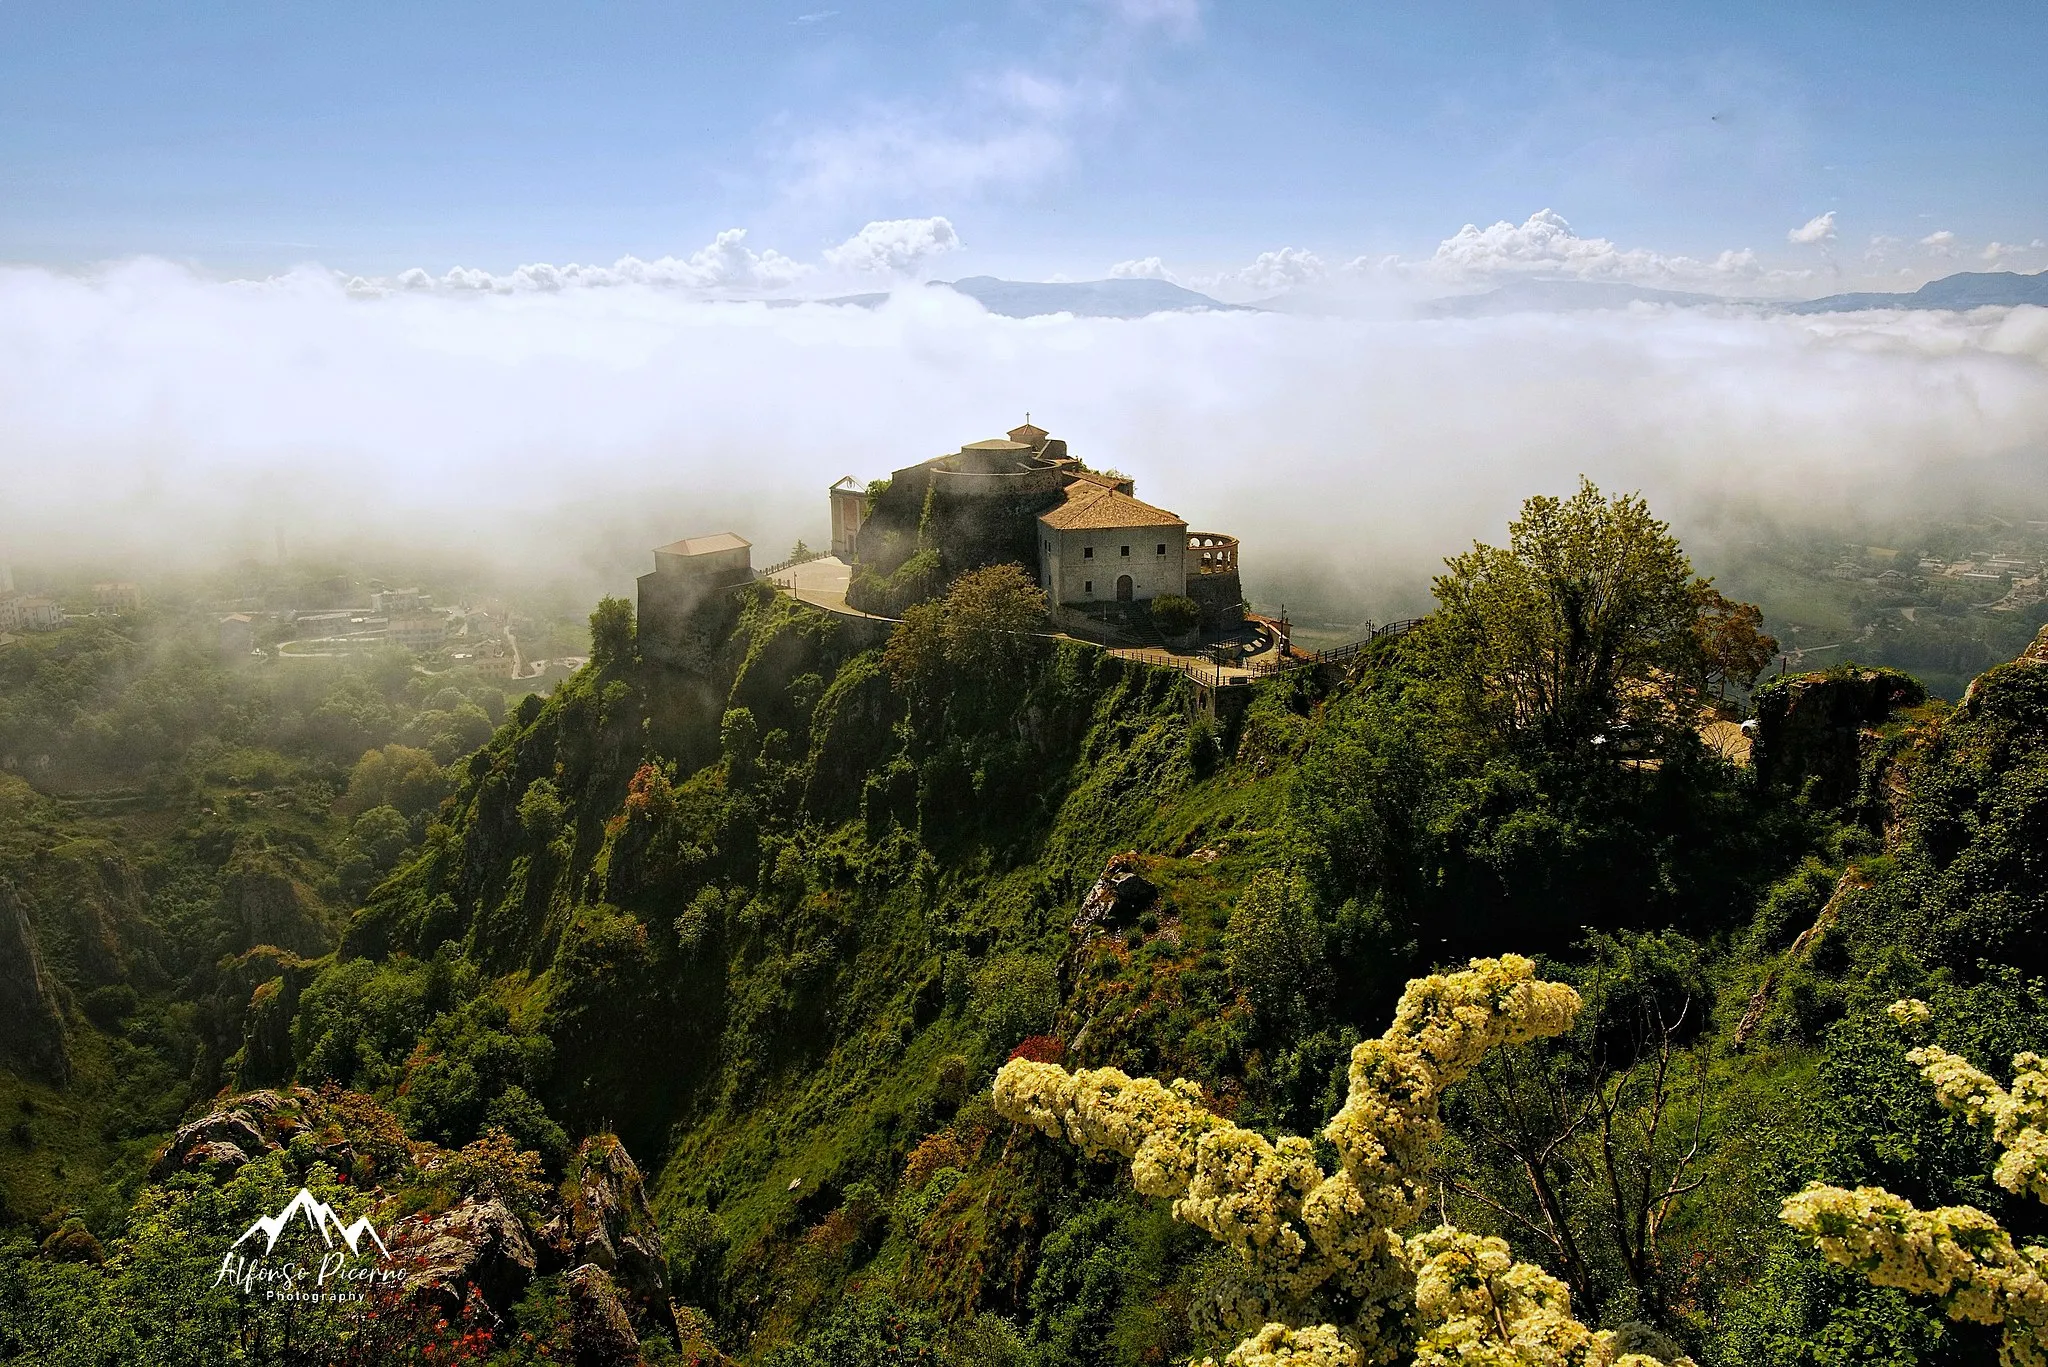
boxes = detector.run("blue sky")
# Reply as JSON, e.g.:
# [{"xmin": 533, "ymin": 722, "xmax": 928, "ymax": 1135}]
[{"xmin": 2, "ymin": 0, "xmax": 2045, "ymax": 288}]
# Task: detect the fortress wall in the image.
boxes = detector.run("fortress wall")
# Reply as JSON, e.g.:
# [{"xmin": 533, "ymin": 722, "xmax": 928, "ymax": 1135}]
[
  {"xmin": 928, "ymin": 466, "xmax": 1069, "ymax": 498},
  {"xmin": 637, "ymin": 568, "xmax": 748, "ymax": 670},
  {"xmin": 1187, "ymin": 569, "xmax": 1245, "ymax": 632},
  {"xmin": 851, "ymin": 459, "xmax": 1060, "ymax": 589}
]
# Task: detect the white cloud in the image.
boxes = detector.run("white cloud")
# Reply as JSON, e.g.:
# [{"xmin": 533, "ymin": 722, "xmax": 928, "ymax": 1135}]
[
  {"xmin": 7, "ymin": 256, "xmax": 2047, "ymax": 616},
  {"xmin": 634, "ymin": 229, "xmax": 811, "ymax": 290},
  {"xmin": 371, "ymin": 229, "xmax": 811, "ymax": 296},
  {"xmin": 1109, "ymin": 256, "xmax": 1174, "ymax": 281},
  {"xmin": 821, "ymin": 217, "xmax": 963, "ymax": 277},
  {"xmin": 1788, "ymin": 211, "xmax": 1837, "ymax": 245},
  {"xmin": 774, "ymin": 0, "xmax": 1179, "ymax": 206},
  {"xmin": 1920, "ymin": 230, "xmax": 1957, "ymax": 256},
  {"xmin": 785, "ymin": 106, "xmax": 1076, "ymax": 205},
  {"xmin": 1345, "ymin": 253, "xmax": 1406, "ymax": 277},
  {"xmin": 1161, "ymin": 248, "xmax": 1329, "ymax": 300},
  {"xmin": 1427, "ymin": 209, "xmax": 1772, "ymax": 289},
  {"xmin": 1223, "ymin": 247, "xmax": 1327, "ymax": 296}
]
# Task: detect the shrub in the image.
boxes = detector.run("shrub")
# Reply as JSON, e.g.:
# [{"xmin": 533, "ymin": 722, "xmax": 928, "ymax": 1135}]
[
  {"xmin": 989, "ymin": 954, "xmax": 1684, "ymax": 1366},
  {"xmin": 428, "ymin": 1128, "xmax": 551, "ymax": 1221},
  {"xmin": 517, "ymin": 778, "xmax": 565, "ymax": 842},
  {"xmin": 1151, "ymin": 594, "xmax": 1200, "ymax": 635},
  {"xmin": 665, "ymin": 1205, "xmax": 729, "ymax": 1312},
  {"xmin": 80, "ymin": 984, "xmax": 138, "ymax": 1026},
  {"xmin": 970, "ymin": 953, "xmax": 1058, "ymax": 1053},
  {"xmin": 1008, "ymin": 1034, "xmax": 1065, "ymax": 1065},
  {"xmin": 1225, "ymin": 868, "xmax": 1324, "ymax": 1029},
  {"xmin": 481, "ymin": 1085, "xmax": 570, "ymax": 1173}
]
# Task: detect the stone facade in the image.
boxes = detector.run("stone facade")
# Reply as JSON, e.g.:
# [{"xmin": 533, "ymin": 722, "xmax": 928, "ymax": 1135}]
[
  {"xmin": 839, "ymin": 421, "xmax": 1243, "ymax": 631},
  {"xmin": 1038, "ymin": 498, "xmax": 1187, "ymax": 606},
  {"xmin": 828, "ymin": 477, "xmax": 867, "ymax": 559},
  {"xmin": 636, "ymin": 533, "xmax": 753, "ymax": 667}
]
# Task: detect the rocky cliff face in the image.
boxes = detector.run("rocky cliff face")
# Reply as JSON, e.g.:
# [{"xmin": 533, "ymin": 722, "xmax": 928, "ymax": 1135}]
[
  {"xmin": 1752, "ymin": 665, "xmax": 1927, "ymax": 810},
  {"xmin": 0, "ymin": 880, "xmax": 68, "ymax": 1083},
  {"xmin": 223, "ymin": 852, "xmax": 336, "ymax": 957},
  {"xmin": 562, "ymin": 1134, "xmax": 677, "ymax": 1341},
  {"xmin": 154, "ymin": 1089, "xmax": 682, "ymax": 1360}
]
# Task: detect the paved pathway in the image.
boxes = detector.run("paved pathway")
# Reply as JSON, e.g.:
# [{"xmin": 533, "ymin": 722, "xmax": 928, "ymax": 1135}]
[
  {"xmin": 1108, "ymin": 637, "xmax": 1285, "ymax": 687},
  {"xmin": 766, "ymin": 556, "xmax": 899, "ymax": 622}
]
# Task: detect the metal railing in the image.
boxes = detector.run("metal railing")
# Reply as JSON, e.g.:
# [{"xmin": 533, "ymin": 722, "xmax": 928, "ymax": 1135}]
[
  {"xmin": 1110, "ymin": 617, "xmax": 1424, "ymax": 689},
  {"xmin": 757, "ymin": 549, "xmax": 828, "ymax": 579}
]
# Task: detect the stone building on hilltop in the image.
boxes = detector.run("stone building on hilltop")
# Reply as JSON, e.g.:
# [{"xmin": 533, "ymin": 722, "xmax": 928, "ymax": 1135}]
[
  {"xmin": 837, "ymin": 421, "xmax": 1244, "ymax": 634},
  {"xmin": 636, "ymin": 532, "xmax": 753, "ymax": 667}
]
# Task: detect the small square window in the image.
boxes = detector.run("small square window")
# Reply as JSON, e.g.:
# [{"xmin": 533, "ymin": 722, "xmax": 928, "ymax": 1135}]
[
  {"xmin": 1084, "ymin": 546, "xmax": 1094, "ymax": 559},
  {"xmin": 1121, "ymin": 546, "xmax": 1130, "ymax": 557},
  {"xmin": 1084, "ymin": 580, "xmax": 1093, "ymax": 594},
  {"xmin": 1156, "ymin": 543, "xmax": 1166, "ymax": 555}
]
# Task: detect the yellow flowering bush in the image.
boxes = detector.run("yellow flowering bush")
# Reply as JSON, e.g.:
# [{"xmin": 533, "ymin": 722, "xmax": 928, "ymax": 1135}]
[
  {"xmin": 993, "ymin": 955, "xmax": 1694, "ymax": 1367},
  {"xmin": 1409, "ymin": 1228, "xmax": 1685, "ymax": 1367},
  {"xmin": 1781, "ymin": 1000, "xmax": 2048, "ymax": 1366}
]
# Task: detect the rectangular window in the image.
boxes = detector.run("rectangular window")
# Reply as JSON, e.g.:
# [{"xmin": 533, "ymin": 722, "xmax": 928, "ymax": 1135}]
[
  {"xmin": 1084, "ymin": 581, "xmax": 1093, "ymax": 595},
  {"xmin": 1156, "ymin": 543, "xmax": 1166, "ymax": 555},
  {"xmin": 1084, "ymin": 546, "xmax": 1094, "ymax": 559},
  {"xmin": 1121, "ymin": 546, "xmax": 1130, "ymax": 556}
]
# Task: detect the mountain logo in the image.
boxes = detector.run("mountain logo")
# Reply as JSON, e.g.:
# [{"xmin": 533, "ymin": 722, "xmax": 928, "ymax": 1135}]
[{"xmin": 232, "ymin": 1188, "xmax": 392, "ymax": 1259}]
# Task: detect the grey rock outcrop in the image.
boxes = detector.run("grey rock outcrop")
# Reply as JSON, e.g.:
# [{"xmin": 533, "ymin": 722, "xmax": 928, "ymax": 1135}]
[
  {"xmin": 150, "ymin": 1090, "xmax": 287, "ymax": 1178},
  {"xmin": 1072, "ymin": 852, "xmax": 1157, "ymax": 937},
  {"xmin": 566, "ymin": 1135, "xmax": 675, "ymax": 1340},
  {"xmin": 565, "ymin": 1263, "xmax": 642, "ymax": 1367},
  {"xmin": 397, "ymin": 1198, "xmax": 539, "ymax": 1321},
  {"xmin": 1752, "ymin": 666, "xmax": 1925, "ymax": 810},
  {"xmin": 224, "ymin": 854, "xmax": 335, "ymax": 957}
]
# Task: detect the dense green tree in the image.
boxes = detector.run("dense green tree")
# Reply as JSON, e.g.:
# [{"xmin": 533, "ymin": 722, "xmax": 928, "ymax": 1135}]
[
  {"xmin": 1150, "ymin": 594, "xmax": 1200, "ymax": 636},
  {"xmin": 517, "ymin": 776, "xmax": 566, "ymax": 842},
  {"xmin": 588, "ymin": 594, "xmax": 636, "ymax": 671},
  {"xmin": 1224, "ymin": 868, "xmax": 1325, "ymax": 1031},
  {"xmin": 885, "ymin": 562, "xmax": 1048, "ymax": 722},
  {"xmin": 759, "ymin": 1292, "xmax": 948, "ymax": 1366},
  {"xmin": 1425, "ymin": 479, "xmax": 1708, "ymax": 750},
  {"xmin": 345, "ymin": 742, "xmax": 451, "ymax": 818},
  {"xmin": 1693, "ymin": 586, "xmax": 1779, "ymax": 701},
  {"xmin": 1027, "ymin": 1203, "xmax": 1135, "ymax": 1367}
]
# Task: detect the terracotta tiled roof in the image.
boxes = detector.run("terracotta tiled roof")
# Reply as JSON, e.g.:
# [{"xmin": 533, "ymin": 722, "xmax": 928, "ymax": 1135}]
[
  {"xmin": 1039, "ymin": 481, "xmax": 1183, "ymax": 531},
  {"xmin": 655, "ymin": 532, "xmax": 751, "ymax": 556}
]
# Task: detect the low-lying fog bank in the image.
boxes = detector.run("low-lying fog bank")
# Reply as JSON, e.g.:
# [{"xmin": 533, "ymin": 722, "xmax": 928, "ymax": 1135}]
[{"xmin": 3, "ymin": 258, "xmax": 2046, "ymax": 619}]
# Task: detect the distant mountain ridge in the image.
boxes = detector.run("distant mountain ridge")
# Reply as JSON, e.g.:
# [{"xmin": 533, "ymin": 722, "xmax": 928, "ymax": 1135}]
[
  {"xmin": 1426, "ymin": 278, "xmax": 1736, "ymax": 317},
  {"xmin": 800, "ymin": 275, "xmax": 1247, "ymax": 319},
  {"xmin": 939, "ymin": 275, "xmax": 1247, "ymax": 318},
  {"xmin": 784, "ymin": 267, "xmax": 2048, "ymax": 320},
  {"xmin": 1781, "ymin": 269, "xmax": 2048, "ymax": 314},
  {"xmin": 1430, "ymin": 268, "xmax": 2048, "ymax": 318}
]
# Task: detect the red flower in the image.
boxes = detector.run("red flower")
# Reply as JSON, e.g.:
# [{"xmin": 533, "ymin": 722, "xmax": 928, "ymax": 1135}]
[{"xmin": 1008, "ymin": 1035, "xmax": 1065, "ymax": 1064}]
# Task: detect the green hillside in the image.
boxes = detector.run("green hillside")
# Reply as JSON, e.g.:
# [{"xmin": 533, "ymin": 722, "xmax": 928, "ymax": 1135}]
[{"xmin": 5, "ymin": 487, "xmax": 2048, "ymax": 1365}]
